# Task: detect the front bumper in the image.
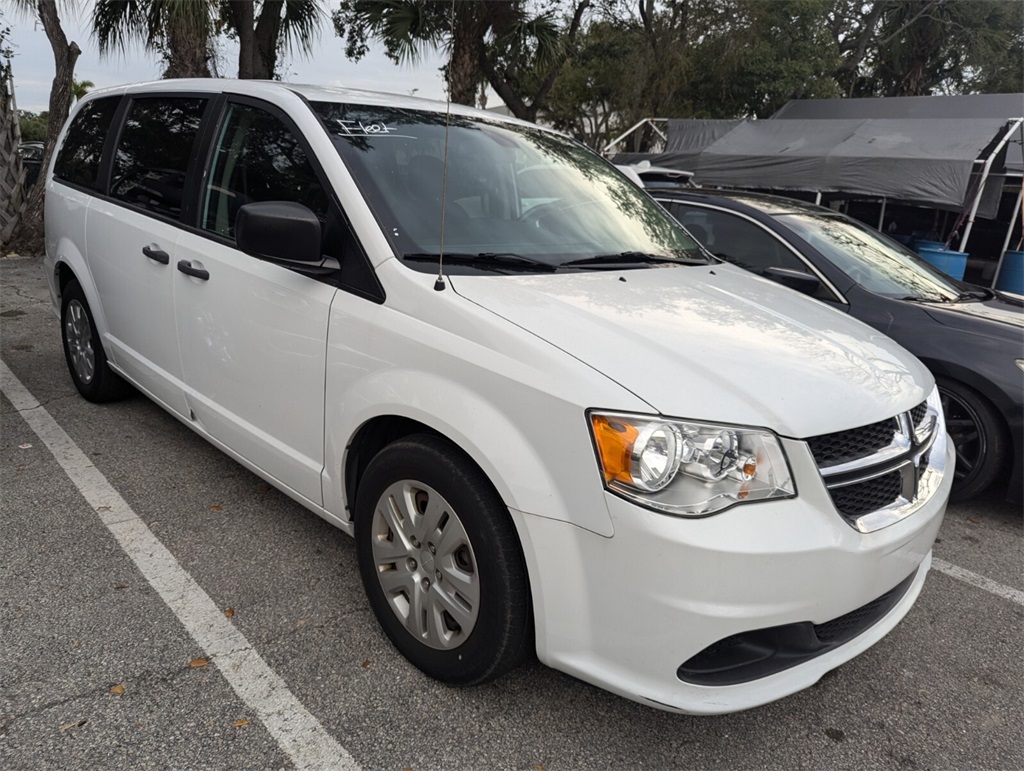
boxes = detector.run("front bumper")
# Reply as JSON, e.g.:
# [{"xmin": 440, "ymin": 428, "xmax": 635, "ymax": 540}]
[{"xmin": 515, "ymin": 433, "xmax": 952, "ymax": 714}]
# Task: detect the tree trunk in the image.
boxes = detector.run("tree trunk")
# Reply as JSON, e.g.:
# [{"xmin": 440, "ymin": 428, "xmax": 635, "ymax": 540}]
[
  {"xmin": 230, "ymin": 0, "xmax": 257, "ymax": 78},
  {"xmin": 253, "ymin": 0, "xmax": 285, "ymax": 79},
  {"xmin": 6, "ymin": 0, "xmax": 80, "ymax": 255},
  {"xmin": 449, "ymin": 17, "xmax": 481, "ymax": 107},
  {"xmin": 162, "ymin": 18, "xmax": 212, "ymax": 78}
]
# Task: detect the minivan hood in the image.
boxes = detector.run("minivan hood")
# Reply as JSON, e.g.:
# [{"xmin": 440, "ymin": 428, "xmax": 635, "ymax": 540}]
[{"xmin": 451, "ymin": 264, "xmax": 931, "ymax": 438}]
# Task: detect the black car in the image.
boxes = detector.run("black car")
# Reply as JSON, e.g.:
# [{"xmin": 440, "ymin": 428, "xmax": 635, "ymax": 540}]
[{"xmin": 655, "ymin": 189, "xmax": 1023, "ymax": 501}]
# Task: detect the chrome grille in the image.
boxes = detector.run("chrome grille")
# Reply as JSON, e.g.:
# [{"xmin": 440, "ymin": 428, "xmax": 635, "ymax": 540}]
[{"xmin": 809, "ymin": 396, "xmax": 943, "ymax": 533}]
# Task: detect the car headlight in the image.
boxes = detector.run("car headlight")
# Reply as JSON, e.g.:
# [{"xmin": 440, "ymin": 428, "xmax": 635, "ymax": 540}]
[{"xmin": 589, "ymin": 412, "xmax": 795, "ymax": 516}]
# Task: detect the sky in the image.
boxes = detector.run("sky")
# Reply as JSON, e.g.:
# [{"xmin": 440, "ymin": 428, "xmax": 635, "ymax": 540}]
[{"xmin": 5, "ymin": 1, "xmax": 451, "ymax": 114}]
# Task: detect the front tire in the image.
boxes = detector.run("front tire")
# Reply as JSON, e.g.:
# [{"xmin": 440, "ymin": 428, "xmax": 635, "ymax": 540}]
[
  {"xmin": 354, "ymin": 434, "xmax": 531, "ymax": 685},
  {"xmin": 61, "ymin": 280, "xmax": 131, "ymax": 403},
  {"xmin": 938, "ymin": 378, "xmax": 1007, "ymax": 500}
]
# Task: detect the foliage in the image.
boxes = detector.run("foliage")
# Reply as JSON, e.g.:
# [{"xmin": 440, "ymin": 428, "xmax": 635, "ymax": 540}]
[
  {"xmin": 18, "ymin": 110, "xmax": 49, "ymax": 141},
  {"xmin": 72, "ymin": 78, "xmax": 94, "ymax": 100},
  {"xmin": 332, "ymin": 0, "xmax": 590, "ymax": 121},
  {"xmin": 93, "ymin": 0, "xmax": 323, "ymax": 80}
]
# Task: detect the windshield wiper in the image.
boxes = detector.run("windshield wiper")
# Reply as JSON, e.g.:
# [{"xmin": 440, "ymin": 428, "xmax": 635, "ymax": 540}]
[
  {"xmin": 560, "ymin": 251, "xmax": 704, "ymax": 268},
  {"xmin": 898, "ymin": 295, "xmax": 951, "ymax": 303},
  {"xmin": 403, "ymin": 252, "xmax": 557, "ymax": 272},
  {"xmin": 955, "ymin": 289, "xmax": 993, "ymax": 302}
]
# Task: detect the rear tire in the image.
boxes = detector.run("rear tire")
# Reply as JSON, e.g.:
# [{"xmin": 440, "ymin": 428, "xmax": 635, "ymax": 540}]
[
  {"xmin": 61, "ymin": 280, "xmax": 131, "ymax": 403},
  {"xmin": 938, "ymin": 378, "xmax": 1007, "ymax": 500},
  {"xmin": 354, "ymin": 434, "xmax": 531, "ymax": 685}
]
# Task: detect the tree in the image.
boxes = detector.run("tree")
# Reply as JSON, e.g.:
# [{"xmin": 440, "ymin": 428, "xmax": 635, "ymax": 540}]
[
  {"xmin": 17, "ymin": 110, "xmax": 49, "ymax": 141},
  {"xmin": 827, "ymin": 0, "xmax": 1023, "ymax": 97},
  {"xmin": 871, "ymin": 0, "xmax": 1021, "ymax": 96},
  {"xmin": 72, "ymin": 77, "xmax": 94, "ymax": 101},
  {"xmin": 5, "ymin": 0, "xmax": 81, "ymax": 254},
  {"xmin": 688, "ymin": 0, "xmax": 842, "ymax": 117},
  {"xmin": 332, "ymin": 0, "xmax": 591, "ymax": 121},
  {"xmin": 94, "ymin": 0, "xmax": 323, "ymax": 81},
  {"xmin": 93, "ymin": 0, "xmax": 215, "ymax": 78},
  {"xmin": 225, "ymin": 0, "xmax": 323, "ymax": 80}
]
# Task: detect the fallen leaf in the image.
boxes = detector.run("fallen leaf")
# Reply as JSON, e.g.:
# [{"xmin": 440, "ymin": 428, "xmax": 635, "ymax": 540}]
[
  {"xmin": 361, "ymin": 659, "xmax": 370, "ymax": 668},
  {"xmin": 210, "ymin": 505, "xmax": 223, "ymax": 511},
  {"xmin": 232, "ymin": 719, "xmax": 251, "ymax": 728},
  {"xmin": 59, "ymin": 718, "xmax": 87, "ymax": 733},
  {"xmin": 224, "ymin": 607, "xmax": 235, "ymax": 618},
  {"xmin": 109, "ymin": 684, "xmax": 125, "ymax": 695},
  {"xmin": 96, "ymin": 506, "xmax": 111, "ymax": 512},
  {"xmin": 295, "ymin": 619, "xmax": 307, "ymax": 627},
  {"xmin": 19, "ymin": 443, "xmax": 32, "ymax": 449},
  {"xmin": 259, "ymin": 486, "xmax": 271, "ymax": 494},
  {"xmin": 534, "ymin": 765, "xmax": 546, "ymax": 770},
  {"xmin": 189, "ymin": 658, "xmax": 209, "ymax": 668},
  {"xmin": 114, "ymin": 583, "xmax": 129, "ymax": 590}
]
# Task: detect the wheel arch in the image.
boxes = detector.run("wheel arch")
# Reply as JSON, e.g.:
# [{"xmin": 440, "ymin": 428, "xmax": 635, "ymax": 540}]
[{"xmin": 324, "ymin": 370, "xmax": 616, "ymax": 538}]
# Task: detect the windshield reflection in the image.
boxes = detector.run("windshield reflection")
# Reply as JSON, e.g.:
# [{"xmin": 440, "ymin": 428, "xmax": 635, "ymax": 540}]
[
  {"xmin": 311, "ymin": 103, "xmax": 703, "ymax": 274},
  {"xmin": 779, "ymin": 213, "xmax": 961, "ymax": 301}
]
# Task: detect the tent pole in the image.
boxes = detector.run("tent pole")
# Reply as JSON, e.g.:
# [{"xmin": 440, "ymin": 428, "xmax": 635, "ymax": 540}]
[
  {"xmin": 877, "ymin": 198, "xmax": 887, "ymax": 230},
  {"xmin": 602, "ymin": 118, "xmax": 667, "ymax": 156},
  {"xmin": 993, "ymin": 184, "xmax": 1023, "ymax": 288},
  {"xmin": 959, "ymin": 118, "xmax": 1024, "ymax": 252}
]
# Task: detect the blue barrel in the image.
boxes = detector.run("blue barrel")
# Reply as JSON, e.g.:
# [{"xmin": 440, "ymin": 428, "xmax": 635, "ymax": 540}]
[
  {"xmin": 917, "ymin": 247, "xmax": 968, "ymax": 280},
  {"xmin": 995, "ymin": 251, "xmax": 1024, "ymax": 294},
  {"xmin": 913, "ymin": 239, "xmax": 947, "ymax": 253}
]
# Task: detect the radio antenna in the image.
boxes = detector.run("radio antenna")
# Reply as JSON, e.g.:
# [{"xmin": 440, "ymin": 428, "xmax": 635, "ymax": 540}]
[{"xmin": 434, "ymin": 0, "xmax": 457, "ymax": 292}]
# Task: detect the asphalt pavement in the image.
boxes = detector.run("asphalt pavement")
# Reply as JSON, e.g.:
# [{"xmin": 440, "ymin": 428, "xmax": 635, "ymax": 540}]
[{"xmin": 2, "ymin": 254, "xmax": 1021, "ymax": 769}]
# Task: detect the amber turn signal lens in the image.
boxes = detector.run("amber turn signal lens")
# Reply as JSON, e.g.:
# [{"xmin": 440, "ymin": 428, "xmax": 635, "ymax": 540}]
[{"xmin": 591, "ymin": 414, "xmax": 638, "ymax": 484}]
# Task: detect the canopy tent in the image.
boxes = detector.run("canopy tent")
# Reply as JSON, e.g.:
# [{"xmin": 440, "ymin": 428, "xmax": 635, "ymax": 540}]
[
  {"xmin": 611, "ymin": 114, "xmax": 1016, "ymax": 220},
  {"xmin": 694, "ymin": 117, "xmax": 1011, "ymax": 217},
  {"xmin": 771, "ymin": 93, "xmax": 1024, "ymax": 172}
]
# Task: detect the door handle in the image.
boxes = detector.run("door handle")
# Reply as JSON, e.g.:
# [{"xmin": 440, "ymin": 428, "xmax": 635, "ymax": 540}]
[
  {"xmin": 142, "ymin": 245, "xmax": 170, "ymax": 264},
  {"xmin": 177, "ymin": 260, "xmax": 210, "ymax": 281}
]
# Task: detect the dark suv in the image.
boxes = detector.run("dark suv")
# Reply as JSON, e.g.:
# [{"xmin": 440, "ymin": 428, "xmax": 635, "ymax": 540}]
[{"xmin": 655, "ymin": 189, "xmax": 1023, "ymax": 501}]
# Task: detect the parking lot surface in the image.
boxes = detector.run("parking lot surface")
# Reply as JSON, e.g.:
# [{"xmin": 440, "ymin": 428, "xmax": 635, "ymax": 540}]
[{"xmin": 2, "ymin": 255, "xmax": 1021, "ymax": 769}]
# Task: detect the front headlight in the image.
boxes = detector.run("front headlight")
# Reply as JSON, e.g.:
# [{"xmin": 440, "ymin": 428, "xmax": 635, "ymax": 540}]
[{"xmin": 589, "ymin": 412, "xmax": 795, "ymax": 516}]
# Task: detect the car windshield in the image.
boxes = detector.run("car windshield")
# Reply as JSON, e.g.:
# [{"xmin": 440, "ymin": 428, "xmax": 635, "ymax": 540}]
[
  {"xmin": 311, "ymin": 103, "xmax": 704, "ymax": 273},
  {"xmin": 778, "ymin": 213, "xmax": 962, "ymax": 302}
]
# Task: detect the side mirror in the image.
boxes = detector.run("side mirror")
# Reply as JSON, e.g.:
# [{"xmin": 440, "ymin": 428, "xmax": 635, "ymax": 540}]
[
  {"xmin": 763, "ymin": 266, "xmax": 821, "ymax": 296},
  {"xmin": 236, "ymin": 201, "xmax": 322, "ymax": 264}
]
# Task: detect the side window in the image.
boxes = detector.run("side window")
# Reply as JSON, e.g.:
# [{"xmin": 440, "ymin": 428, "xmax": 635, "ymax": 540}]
[
  {"xmin": 673, "ymin": 205, "xmax": 810, "ymax": 276},
  {"xmin": 110, "ymin": 97, "xmax": 206, "ymax": 219},
  {"xmin": 202, "ymin": 103, "xmax": 329, "ymax": 239},
  {"xmin": 53, "ymin": 97, "xmax": 120, "ymax": 190}
]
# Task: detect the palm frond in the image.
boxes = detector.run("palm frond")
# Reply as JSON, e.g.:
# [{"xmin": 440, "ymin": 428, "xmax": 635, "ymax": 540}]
[
  {"xmin": 92, "ymin": 0, "xmax": 148, "ymax": 55},
  {"xmin": 280, "ymin": 0, "xmax": 324, "ymax": 57}
]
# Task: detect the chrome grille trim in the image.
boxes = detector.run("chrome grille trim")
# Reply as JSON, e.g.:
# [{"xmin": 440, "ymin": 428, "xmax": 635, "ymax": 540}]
[{"xmin": 808, "ymin": 391, "xmax": 947, "ymax": 533}]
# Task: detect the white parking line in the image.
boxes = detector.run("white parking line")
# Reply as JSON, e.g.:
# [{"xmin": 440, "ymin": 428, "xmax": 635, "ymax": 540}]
[
  {"xmin": 1, "ymin": 361, "xmax": 358, "ymax": 771},
  {"xmin": 932, "ymin": 558, "xmax": 1024, "ymax": 606}
]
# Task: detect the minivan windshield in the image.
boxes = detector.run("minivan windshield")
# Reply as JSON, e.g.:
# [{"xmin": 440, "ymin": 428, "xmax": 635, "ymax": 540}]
[
  {"xmin": 779, "ymin": 213, "xmax": 963, "ymax": 302},
  {"xmin": 311, "ymin": 103, "xmax": 705, "ymax": 274}
]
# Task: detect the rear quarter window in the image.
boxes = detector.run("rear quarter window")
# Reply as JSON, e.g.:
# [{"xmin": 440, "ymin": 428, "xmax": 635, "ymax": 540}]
[{"xmin": 53, "ymin": 96, "xmax": 121, "ymax": 191}]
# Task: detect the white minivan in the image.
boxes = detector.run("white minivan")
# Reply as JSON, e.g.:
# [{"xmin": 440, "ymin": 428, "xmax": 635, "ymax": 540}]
[{"xmin": 44, "ymin": 80, "xmax": 952, "ymax": 714}]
